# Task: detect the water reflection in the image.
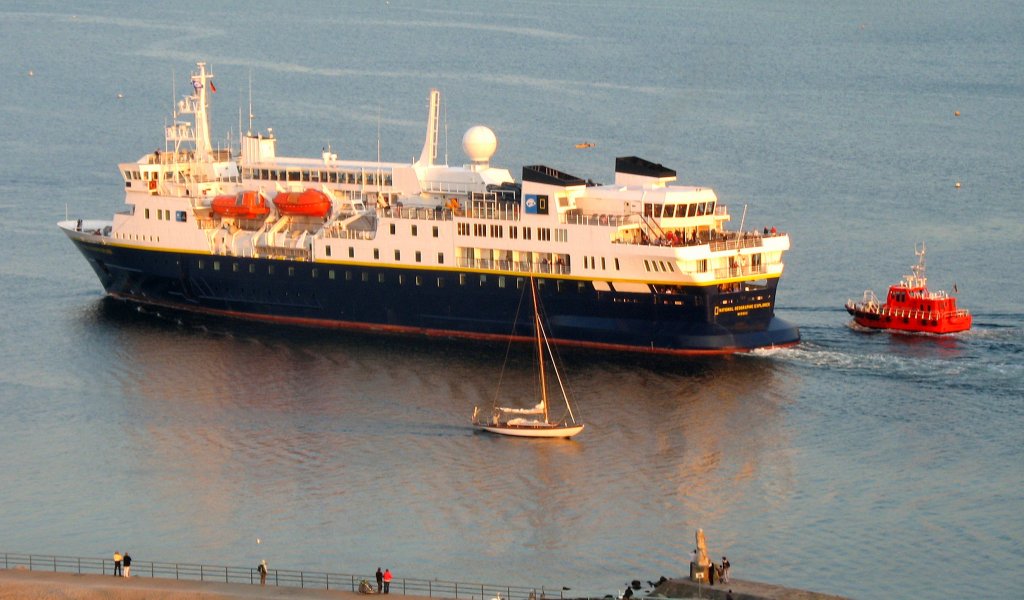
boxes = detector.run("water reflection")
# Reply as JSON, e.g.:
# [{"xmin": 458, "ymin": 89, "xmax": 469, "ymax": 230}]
[{"xmin": 73, "ymin": 298, "xmax": 798, "ymax": 592}]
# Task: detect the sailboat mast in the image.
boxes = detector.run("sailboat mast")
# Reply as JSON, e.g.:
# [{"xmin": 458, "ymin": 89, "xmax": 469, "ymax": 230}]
[{"xmin": 530, "ymin": 278, "xmax": 550, "ymax": 423}]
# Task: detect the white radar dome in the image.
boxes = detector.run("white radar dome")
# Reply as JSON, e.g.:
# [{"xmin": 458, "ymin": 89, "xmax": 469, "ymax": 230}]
[{"xmin": 463, "ymin": 125, "xmax": 498, "ymax": 164}]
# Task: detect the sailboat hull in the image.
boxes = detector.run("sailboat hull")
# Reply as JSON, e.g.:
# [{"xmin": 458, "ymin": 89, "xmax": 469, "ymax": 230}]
[{"xmin": 474, "ymin": 423, "xmax": 584, "ymax": 439}]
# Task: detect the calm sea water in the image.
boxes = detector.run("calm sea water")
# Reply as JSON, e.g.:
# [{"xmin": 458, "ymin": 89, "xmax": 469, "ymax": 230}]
[{"xmin": 1, "ymin": 2, "xmax": 1022, "ymax": 599}]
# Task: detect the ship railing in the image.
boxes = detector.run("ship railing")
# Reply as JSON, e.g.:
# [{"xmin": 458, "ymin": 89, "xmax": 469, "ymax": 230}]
[
  {"xmin": 147, "ymin": 150, "xmax": 195, "ymax": 164},
  {"xmin": 464, "ymin": 203, "xmax": 520, "ymax": 221},
  {"xmin": 0, "ymin": 552, "xmax": 565, "ymax": 600},
  {"xmin": 378, "ymin": 203, "xmax": 521, "ymax": 222},
  {"xmin": 709, "ymin": 234, "xmax": 764, "ymax": 252},
  {"xmin": 421, "ymin": 180, "xmax": 476, "ymax": 195},
  {"xmin": 381, "ymin": 206, "xmax": 454, "ymax": 221},
  {"xmin": 607, "ymin": 221, "xmax": 767, "ymax": 249},
  {"xmin": 560, "ymin": 212, "xmax": 630, "ymax": 227},
  {"xmin": 874, "ymin": 307, "xmax": 971, "ymax": 320},
  {"xmin": 323, "ymin": 228, "xmax": 375, "ymax": 241},
  {"xmin": 456, "ymin": 258, "xmax": 569, "ymax": 275},
  {"xmin": 714, "ymin": 264, "xmax": 766, "ymax": 279},
  {"xmin": 252, "ymin": 245, "xmax": 311, "ymax": 261}
]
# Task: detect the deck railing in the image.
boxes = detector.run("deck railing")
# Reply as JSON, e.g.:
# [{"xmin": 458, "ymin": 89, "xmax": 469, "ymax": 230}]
[{"xmin": 0, "ymin": 552, "xmax": 566, "ymax": 600}]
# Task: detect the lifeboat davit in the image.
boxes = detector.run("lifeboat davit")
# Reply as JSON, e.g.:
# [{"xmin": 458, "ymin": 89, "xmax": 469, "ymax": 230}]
[
  {"xmin": 211, "ymin": 191, "xmax": 270, "ymax": 219},
  {"xmin": 273, "ymin": 189, "xmax": 332, "ymax": 218},
  {"xmin": 845, "ymin": 243, "xmax": 972, "ymax": 334}
]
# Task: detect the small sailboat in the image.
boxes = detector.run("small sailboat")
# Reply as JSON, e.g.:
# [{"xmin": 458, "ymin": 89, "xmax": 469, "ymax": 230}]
[{"xmin": 472, "ymin": 278, "xmax": 584, "ymax": 438}]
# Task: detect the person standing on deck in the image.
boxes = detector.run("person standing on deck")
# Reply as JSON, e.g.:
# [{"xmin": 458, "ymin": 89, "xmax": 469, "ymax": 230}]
[
  {"xmin": 376, "ymin": 567, "xmax": 383, "ymax": 592},
  {"xmin": 383, "ymin": 568, "xmax": 392, "ymax": 593},
  {"xmin": 112, "ymin": 551, "xmax": 122, "ymax": 577},
  {"xmin": 123, "ymin": 552, "xmax": 131, "ymax": 577}
]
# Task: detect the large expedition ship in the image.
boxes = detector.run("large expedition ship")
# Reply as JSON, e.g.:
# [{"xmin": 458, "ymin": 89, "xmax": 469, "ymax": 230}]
[{"xmin": 59, "ymin": 62, "xmax": 799, "ymax": 354}]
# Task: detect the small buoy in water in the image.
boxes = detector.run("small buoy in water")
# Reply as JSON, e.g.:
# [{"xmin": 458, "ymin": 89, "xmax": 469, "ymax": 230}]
[
  {"xmin": 954, "ymin": 110, "xmax": 960, "ymax": 117},
  {"xmin": 256, "ymin": 538, "xmax": 261, "ymax": 544},
  {"xmin": 116, "ymin": 92, "xmax": 124, "ymax": 100},
  {"xmin": 28, "ymin": 69, "xmax": 34, "ymax": 77},
  {"xmin": 954, "ymin": 181, "xmax": 961, "ymax": 189}
]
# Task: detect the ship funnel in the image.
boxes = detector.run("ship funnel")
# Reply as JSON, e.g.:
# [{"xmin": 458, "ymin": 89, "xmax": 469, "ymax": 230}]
[{"xmin": 418, "ymin": 89, "xmax": 440, "ymax": 166}]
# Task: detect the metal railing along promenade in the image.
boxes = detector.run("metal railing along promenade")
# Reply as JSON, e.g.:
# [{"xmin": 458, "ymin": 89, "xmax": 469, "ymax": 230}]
[{"xmin": 1, "ymin": 552, "xmax": 567, "ymax": 600}]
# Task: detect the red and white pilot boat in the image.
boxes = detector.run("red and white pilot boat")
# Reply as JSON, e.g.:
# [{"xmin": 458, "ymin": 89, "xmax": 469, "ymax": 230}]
[{"xmin": 845, "ymin": 243, "xmax": 972, "ymax": 334}]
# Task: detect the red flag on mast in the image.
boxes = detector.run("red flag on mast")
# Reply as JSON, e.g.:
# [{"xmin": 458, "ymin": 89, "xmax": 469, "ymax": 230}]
[{"xmin": 209, "ymin": 81, "xmax": 217, "ymax": 93}]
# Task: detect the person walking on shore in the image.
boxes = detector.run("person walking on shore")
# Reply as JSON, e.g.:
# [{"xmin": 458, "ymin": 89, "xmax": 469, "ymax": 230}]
[
  {"xmin": 383, "ymin": 568, "xmax": 392, "ymax": 593},
  {"xmin": 376, "ymin": 567, "xmax": 384, "ymax": 593},
  {"xmin": 258, "ymin": 559, "xmax": 268, "ymax": 585},
  {"xmin": 123, "ymin": 552, "xmax": 132, "ymax": 578},
  {"xmin": 112, "ymin": 551, "xmax": 122, "ymax": 577},
  {"xmin": 721, "ymin": 556, "xmax": 730, "ymax": 583}
]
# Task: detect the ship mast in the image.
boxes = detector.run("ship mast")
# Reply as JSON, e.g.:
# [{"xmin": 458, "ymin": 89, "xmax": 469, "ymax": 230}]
[
  {"xmin": 165, "ymin": 62, "xmax": 214, "ymax": 161},
  {"xmin": 910, "ymin": 241, "xmax": 927, "ymax": 287},
  {"xmin": 530, "ymin": 278, "xmax": 550, "ymax": 424}
]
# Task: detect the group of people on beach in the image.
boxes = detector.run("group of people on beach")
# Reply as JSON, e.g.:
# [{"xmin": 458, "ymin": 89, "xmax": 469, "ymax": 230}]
[{"xmin": 111, "ymin": 550, "xmax": 132, "ymax": 577}]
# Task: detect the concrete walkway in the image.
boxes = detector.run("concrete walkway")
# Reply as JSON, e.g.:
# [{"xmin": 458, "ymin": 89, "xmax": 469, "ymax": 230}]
[
  {"xmin": 0, "ymin": 568, "xmax": 433, "ymax": 600},
  {"xmin": 653, "ymin": 576, "xmax": 848, "ymax": 600}
]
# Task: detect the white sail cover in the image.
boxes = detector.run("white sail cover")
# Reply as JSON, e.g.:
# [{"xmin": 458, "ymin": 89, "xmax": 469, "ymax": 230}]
[{"xmin": 496, "ymin": 402, "xmax": 545, "ymax": 415}]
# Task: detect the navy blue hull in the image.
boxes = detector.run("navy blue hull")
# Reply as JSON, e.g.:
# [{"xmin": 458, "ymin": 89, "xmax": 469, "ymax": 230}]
[{"xmin": 71, "ymin": 238, "xmax": 800, "ymax": 354}]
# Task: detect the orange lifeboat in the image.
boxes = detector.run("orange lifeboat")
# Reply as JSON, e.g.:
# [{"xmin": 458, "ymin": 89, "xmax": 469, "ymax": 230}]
[
  {"xmin": 273, "ymin": 189, "xmax": 332, "ymax": 218},
  {"xmin": 211, "ymin": 191, "xmax": 270, "ymax": 219}
]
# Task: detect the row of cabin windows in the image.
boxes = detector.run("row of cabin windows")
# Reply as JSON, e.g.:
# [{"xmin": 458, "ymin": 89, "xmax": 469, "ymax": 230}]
[
  {"xmin": 241, "ymin": 167, "xmax": 392, "ymax": 186},
  {"xmin": 644, "ymin": 259, "xmax": 679, "ymax": 273},
  {"xmin": 193, "ymin": 260, "xmax": 592, "ymax": 293},
  {"xmin": 323, "ymin": 245, "xmax": 442, "ymax": 265},
  {"xmin": 116, "ymin": 233, "xmax": 160, "ymax": 242},
  {"xmin": 456, "ymin": 223, "xmax": 565, "ymax": 242},
  {"xmin": 389, "ymin": 224, "xmax": 440, "ymax": 237},
  {"xmin": 644, "ymin": 201, "xmax": 716, "ymax": 219},
  {"xmin": 582, "ymin": 256, "xmax": 621, "ymax": 271},
  {"xmin": 144, "ymin": 208, "xmax": 188, "ymax": 222},
  {"xmin": 123, "ymin": 170, "xmax": 167, "ymax": 181}
]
